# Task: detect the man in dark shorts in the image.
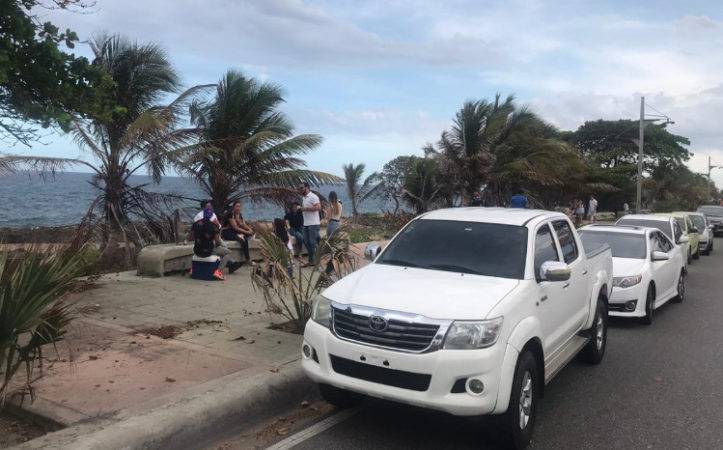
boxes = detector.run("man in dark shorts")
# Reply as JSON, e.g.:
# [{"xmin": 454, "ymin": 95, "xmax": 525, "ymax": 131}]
[
  {"xmin": 189, "ymin": 208, "xmax": 241, "ymax": 278},
  {"xmin": 284, "ymin": 202, "xmax": 304, "ymax": 256}
]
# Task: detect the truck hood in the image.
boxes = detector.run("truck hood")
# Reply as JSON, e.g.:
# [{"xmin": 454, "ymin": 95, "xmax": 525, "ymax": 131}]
[
  {"xmin": 322, "ymin": 263, "xmax": 519, "ymax": 320},
  {"xmin": 612, "ymin": 257, "xmax": 646, "ymax": 277}
]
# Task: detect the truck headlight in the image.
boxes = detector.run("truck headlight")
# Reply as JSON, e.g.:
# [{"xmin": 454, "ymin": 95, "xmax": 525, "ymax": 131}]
[
  {"xmin": 613, "ymin": 275, "xmax": 642, "ymax": 289},
  {"xmin": 311, "ymin": 295, "xmax": 331, "ymax": 328},
  {"xmin": 443, "ymin": 317, "xmax": 503, "ymax": 350}
]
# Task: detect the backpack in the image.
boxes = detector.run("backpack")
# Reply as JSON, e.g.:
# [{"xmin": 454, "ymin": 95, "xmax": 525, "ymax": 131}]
[{"xmin": 192, "ymin": 220, "xmax": 217, "ymax": 257}]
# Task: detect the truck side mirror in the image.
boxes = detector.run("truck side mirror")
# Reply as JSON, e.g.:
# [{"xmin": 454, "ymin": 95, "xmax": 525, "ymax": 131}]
[
  {"xmin": 651, "ymin": 251, "xmax": 670, "ymax": 262},
  {"xmin": 677, "ymin": 235, "xmax": 689, "ymax": 244},
  {"xmin": 364, "ymin": 243, "xmax": 382, "ymax": 261},
  {"xmin": 539, "ymin": 261, "xmax": 572, "ymax": 282}
]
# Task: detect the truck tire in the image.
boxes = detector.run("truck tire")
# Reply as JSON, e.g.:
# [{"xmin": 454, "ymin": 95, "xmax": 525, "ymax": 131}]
[
  {"xmin": 673, "ymin": 270, "xmax": 686, "ymax": 303},
  {"xmin": 318, "ymin": 383, "xmax": 361, "ymax": 409},
  {"xmin": 693, "ymin": 247, "xmax": 700, "ymax": 259},
  {"xmin": 500, "ymin": 351, "xmax": 539, "ymax": 450},
  {"xmin": 579, "ymin": 298, "xmax": 607, "ymax": 364},
  {"xmin": 640, "ymin": 285, "xmax": 655, "ymax": 325}
]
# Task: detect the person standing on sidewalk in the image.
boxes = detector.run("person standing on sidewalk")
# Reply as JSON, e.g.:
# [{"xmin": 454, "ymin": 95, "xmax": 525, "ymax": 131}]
[
  {"xmin": 326, "ymin": 191, "xmax": 343, "ymax": 237},
  {"xmin": 588, "ymin": 195, "xmax": 598, "ymax": 222},
  {"xmin": 299, "ymin": 183, "xmax": 321, "ymax": 267},
  {"xmin": 284, "ymin": 202, "xmax": 304, "ymax": 256}
]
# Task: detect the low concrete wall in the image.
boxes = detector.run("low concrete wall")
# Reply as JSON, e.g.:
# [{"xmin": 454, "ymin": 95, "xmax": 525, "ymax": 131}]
[{"xmin": 136, "ymin": 240, "xmax": 262, "ymax": 277}]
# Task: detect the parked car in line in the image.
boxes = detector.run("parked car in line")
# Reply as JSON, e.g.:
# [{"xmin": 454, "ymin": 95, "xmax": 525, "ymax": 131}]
[
  {"xmin": 302, "ymin": 208, "xmax": 613, "ymax": 449},
  {"xmin": 579, "ymin": 225, "xmax": 686, "ymax": 325},
  {"xmin": 689, "ymin": 212, "xmax": 714, "ymax": 255},
  {"xmin": 669, "ymin": 212, "xmax": 700, "ymax": 261},
  {"xmin": 615, "ymin": 214, "xmax": 690, "ymax": 265},
  {"xmin": 697, "ymin": 205, "xmax": 723, "ymax": 236}
]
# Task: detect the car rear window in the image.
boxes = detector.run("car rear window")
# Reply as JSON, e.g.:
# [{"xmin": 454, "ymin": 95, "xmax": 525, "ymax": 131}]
[
  {"xmin": 690, "ymin": 215, "xmax": 706, "ymax": 230},
  {"xmin": 699, "ymin": 206, "xmax": 723, "ymax": 217},
  {"xmin": 616, "ymin": 219, "xmax": 673, "ymax": 239},
  {"xmin": 377, "ymin": 219, "xmax": 528, "ymax": 279},
  {"xmin": 579, "ymin": 230, "xmax": 646, "ymax": 259}
]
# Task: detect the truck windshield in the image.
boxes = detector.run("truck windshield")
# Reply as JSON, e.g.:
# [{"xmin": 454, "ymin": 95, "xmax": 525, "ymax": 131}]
[
  {"xmin": 579, "ymin": 231, "xmax": 646, "ymax": 259},
  {"xmin": 376, "ymin": 219, "xmax": 528, "ymax": 279},
  {"xmin": 617, "ymin": 219, "xmax": 672, "ymax": 239}
]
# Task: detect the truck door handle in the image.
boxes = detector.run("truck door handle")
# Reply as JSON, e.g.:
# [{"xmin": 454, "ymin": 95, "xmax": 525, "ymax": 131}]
[
  {"xmin": 563, "ymin": 283, "xmax": 570, "ymax": 289},
  {"xmin": 582, "ymin": 270, "xmax": 588, "ymax": 275},
  {"xmin": 540, "ymin": 295, "xmax": 548, "ymax": 302}
]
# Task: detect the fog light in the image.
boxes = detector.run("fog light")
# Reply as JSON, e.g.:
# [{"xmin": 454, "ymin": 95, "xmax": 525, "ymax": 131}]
[
  {"xmin": 302, "ymin": 344, "xmax": 311, "ymax": 358},
  {"xmin": 466, "ymin": 378, "xmax": 485, "ymax": 395},
  {"xmin": 625, "ymin": 300, "xmax": 637, "ymax": 311}
]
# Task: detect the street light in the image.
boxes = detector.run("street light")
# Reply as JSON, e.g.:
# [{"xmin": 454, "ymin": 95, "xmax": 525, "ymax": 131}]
[
  {"xmin": 636, "ymin": 97, "xmax": 674, "ymax": 213},
  {"xmin": 706, "ymin": 156, "xmax": 722, "ymax": 202}
]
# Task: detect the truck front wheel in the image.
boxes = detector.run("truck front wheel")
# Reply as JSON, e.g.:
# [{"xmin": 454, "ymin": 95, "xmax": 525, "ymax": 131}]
[
  {"xmin": 499, "ymin": 351, "xmax": 539, "ymax": 449},
  {"xmin": 579, "ymin": 298, "xmax": 607, "ymax": 364},
  {"xmin": 318, "ymin": 383, "xmax": 361, "ymax": 409}
]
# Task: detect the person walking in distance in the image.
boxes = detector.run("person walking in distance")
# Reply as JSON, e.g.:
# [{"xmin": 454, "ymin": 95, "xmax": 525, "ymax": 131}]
[
  {"xmin": 469, "ymin": 191, "xmax": 483, "ymax": 207},
  {"xmin": 299, "ymin": 183, "xmax": 321, "ymax": 267},
  {"xmin": 588, "ymin": 195, "xmax": 598, "ymax": 223}
]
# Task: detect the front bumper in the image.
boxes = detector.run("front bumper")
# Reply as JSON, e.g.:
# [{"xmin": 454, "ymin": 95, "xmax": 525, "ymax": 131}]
[
  {"xmin": 609, "ymin": 283, "xmax": 646, "ymax": 317},
  {"xmin": 301, "ymin": 320, "xmax": 509, "ymax": 416}
]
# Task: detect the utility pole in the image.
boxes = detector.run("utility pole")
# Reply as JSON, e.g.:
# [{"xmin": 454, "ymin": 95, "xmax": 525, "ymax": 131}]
[
  {"xmin": 707, "ymin": 155, "xmax": 722, "ymax": 201},
  {"xmin": 636, "ymin": 96, "xmax": 645, "ymax": 213}
]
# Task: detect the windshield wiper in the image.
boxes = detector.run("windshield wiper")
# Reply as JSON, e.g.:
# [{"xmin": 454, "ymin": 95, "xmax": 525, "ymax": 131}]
[
  {"xmin": 426, "ymin": 263, "xmax": 482, "ymax": 275},
  {"xmin": 379, "ymin": 258, "xmax": 422, "ymax": 268}
]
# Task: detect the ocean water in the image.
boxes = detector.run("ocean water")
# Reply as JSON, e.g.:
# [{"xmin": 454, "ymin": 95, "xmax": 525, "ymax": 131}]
[{"xmin": 0, "ymin": 172, "xmax": 393, "ymax": 228}]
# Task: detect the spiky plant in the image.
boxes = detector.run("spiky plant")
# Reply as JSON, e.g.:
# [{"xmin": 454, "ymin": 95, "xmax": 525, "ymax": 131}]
[
  {"xmin": 174, "ymin": 70, "xmax": 340, "ymax": 211},
  {"xmin": 251, "ymin": 228, "xmax": 355, "ymax": 333},
  {"xmin": 0, "ymin": 246, "xmax": 85, "ymax": 407}
]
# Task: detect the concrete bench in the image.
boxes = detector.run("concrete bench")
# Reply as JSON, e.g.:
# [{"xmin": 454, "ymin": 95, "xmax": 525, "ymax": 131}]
[{"xmin": 137, "ymin": 240, "xmax": 262, "ymax": 277}]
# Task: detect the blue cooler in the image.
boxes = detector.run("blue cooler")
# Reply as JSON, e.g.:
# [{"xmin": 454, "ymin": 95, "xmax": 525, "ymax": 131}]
[{"xmin": 190, "ymin": 255, "xmax": 221, "ymax": 280}]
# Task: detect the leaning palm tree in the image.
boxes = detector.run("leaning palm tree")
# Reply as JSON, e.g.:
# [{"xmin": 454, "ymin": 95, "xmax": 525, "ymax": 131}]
[
  {"xmin": 428, "ymin": 94, "xmax": 534, "ymax": 203},
  {"xmin": 174, "ymin": 70, "xmax": 339, "ymax": 211},
  {"xmin": 2, "ymin": 34, "xmax": 210, "ymax": 238},
  {"xmin": 342, "ymin": 163, "xmax": 377, "ymax": 221}
]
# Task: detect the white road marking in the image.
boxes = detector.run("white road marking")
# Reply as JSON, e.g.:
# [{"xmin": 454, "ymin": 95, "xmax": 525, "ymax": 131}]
[{"xmin": 265, "ymin": 407, "xmax": 361, "ymax": 450}]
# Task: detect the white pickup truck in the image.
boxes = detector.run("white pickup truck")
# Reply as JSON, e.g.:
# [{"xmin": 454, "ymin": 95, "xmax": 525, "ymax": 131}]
[{"xmin": 302, "ymin": 208, "xmax": 613, "ymax": 448}]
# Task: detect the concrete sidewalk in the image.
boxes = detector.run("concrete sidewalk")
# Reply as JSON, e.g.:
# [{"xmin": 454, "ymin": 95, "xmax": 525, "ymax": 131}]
[{"xmin": 9, "ymin": 242, "xmax": 376, "ymax": 448}]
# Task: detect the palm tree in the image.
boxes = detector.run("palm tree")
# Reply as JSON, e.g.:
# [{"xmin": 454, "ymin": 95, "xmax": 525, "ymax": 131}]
[
  {"xmin": 174, "ymin": 70, "xmax": 339, "ymax": 211},
  {"xmin": 402, "ymin": 158, "xmax": 442, "ymax": 214},
  {"xmin": 2, "ymin": 35, "xmax": 209, "ymax": 235},
  {"xmin": 428, "ymin": 94, "xmax": 534, "ymax": 203},
  {"xmin": 342, "ymin": 163, "xmax": 377, "ymax": 221}
]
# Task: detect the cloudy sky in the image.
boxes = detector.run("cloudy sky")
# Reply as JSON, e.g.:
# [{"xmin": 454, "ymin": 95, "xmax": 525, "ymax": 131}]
[{"xmin": 21, "ymin": 0, "xmax": 723, "ymax": 185}]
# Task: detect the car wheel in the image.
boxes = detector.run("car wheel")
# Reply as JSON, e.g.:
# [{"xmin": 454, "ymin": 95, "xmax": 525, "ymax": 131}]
[
  {"xmin": 318, "ymin": 384, "xmax": 361, "ymax": 409},
  {"xmin": 693, "ymin": 247, "xmax": 700, "ymax": 259},
  {"xmin": 500, "ymin": 351, "xmax": 539, "ymax": 450},
  {"xmin": 579, "ymin": 297, "xmax": 607, "ymax": 364},
  {"xmin": 687, "ymin": 249, "xmax": 693, "ymax": 265},
  {"xmin": 673, "ymin": 270, "xmax": 686, "ymax": 303},
  {"xmin": 640, "ymin": 285, "xmax": 655, "ymax": 325}
]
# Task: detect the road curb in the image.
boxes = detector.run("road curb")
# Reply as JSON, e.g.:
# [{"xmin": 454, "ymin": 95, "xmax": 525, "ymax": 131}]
[{"xmin": 12, "ymin": 362, "xmax": 314, "ymax": 449}]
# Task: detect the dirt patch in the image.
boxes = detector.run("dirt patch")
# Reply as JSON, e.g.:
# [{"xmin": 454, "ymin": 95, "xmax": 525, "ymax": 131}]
[
  {"xmin": 136, "ymin": 325, "xmax": 183, "ymax": 339},
  {"xmin": 186, "ymin": 319, "xmax": 224, "ymax": 328},
  {"xmin": 268, "ymin": 320, "xmax": 304, "ymax": 335},
  {"xmin": 0, "ymin": 411, "xmax": 52, "ymax": 447}
]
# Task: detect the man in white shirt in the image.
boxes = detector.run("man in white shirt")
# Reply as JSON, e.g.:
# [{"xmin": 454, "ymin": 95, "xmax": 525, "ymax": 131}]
[
  {"xmin": 588, "ymin": 195, "xmax": 598, "ymax": 222},
  {"xmin": 299, "ymin": 183, "xmax": 321, "ymax": 266}
]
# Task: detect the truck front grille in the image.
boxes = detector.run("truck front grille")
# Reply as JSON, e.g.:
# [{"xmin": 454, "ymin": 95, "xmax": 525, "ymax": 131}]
[
  {"xmin": 332, "ymin": 306, "xmax": 440, "ymax": 352},
  {"xmin": 330, "ymin": 355, "xmax": 431, "ymax": 391}
]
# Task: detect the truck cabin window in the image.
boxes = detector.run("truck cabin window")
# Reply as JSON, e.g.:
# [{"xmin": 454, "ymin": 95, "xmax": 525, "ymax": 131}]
[{"xmin": 377, "ymin": 219, "xmax": 528, "ymax": 279}]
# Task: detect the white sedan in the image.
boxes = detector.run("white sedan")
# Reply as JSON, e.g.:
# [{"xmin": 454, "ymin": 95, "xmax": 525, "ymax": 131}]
[{"xmin": 579, "ymin": 225, "xmax": 686, "ymax": 324}]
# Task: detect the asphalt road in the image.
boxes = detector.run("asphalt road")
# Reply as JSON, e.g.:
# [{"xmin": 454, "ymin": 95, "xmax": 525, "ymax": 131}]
[{"xmin": 219, "ymin": 238, "xmax": 723, "ymax": 450}]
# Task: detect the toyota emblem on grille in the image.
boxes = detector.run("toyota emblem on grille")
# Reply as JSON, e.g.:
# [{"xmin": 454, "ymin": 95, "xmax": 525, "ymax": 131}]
[{"xmin": 368, "ymin": 315, "xmax": 388, "ymax": 331}]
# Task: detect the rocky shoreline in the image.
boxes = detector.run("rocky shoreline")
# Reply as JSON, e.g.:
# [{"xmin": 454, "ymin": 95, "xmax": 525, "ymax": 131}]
[{"xmin": 0, "ymin": 225, "xmax": 81, "ymax": 244}]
